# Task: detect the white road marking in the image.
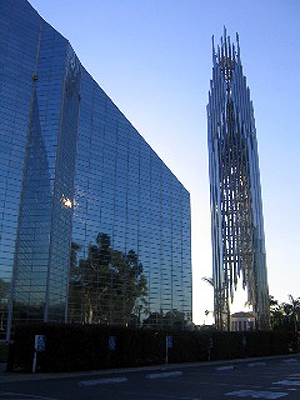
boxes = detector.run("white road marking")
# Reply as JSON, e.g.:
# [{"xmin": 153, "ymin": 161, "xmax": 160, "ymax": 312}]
[
  {"xmin": 273, "ymin": 380, "xmax": 300, "ymax": 386},
  {"xmin": 282, "ymin": 358, "xmax": 298, "ymax": 363},
  {"xmin": 215, "ymin": 365, "xmax": 235, "ymax": 371},
  {"xmin": 79, "ymin": 377, "xmax": 128, "ymax": 386},
  {"xmin": 145, "ymin": 371, "xmax": 183, "ymax": 379},
  {"xmin": 287, "ymin": 373, "xmax": 300, "ymax": 378},
  {"xmin": 248, "ymin": 362, "xmax": 267, "ymax": 367},
  {"xmin": 225, "ymin": 389, "xmax": 288, "ymax": 398},
  {"xmin": 0, "ymin": 392, "xmax": 58, "ymax": 400}
]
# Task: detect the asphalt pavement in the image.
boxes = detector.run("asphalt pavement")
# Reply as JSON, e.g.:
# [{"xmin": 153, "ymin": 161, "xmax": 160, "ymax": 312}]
[
  {"xmin": 1, "ymin": 353, "xmax": 299, "ymax": 383},
  {"xmin": 2, "ymin": 354, "xmax": 300, "ymax": 400}
]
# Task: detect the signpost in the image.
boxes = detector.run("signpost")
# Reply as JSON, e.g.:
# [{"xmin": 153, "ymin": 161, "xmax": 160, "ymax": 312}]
[
  {"xmin": 208, "ymin": 338, "xmax": 214, "ymax": 361},
  {"xmin": 109, "ymin": 336, "xmax": 116, "ymax": 351},
  {"xmin": 32, "ymin": 335, "xmax": 46, "ymax": 373},
  {"xmin": 165, "ymin": 335, "xmax": 173, "ymax": 364}
]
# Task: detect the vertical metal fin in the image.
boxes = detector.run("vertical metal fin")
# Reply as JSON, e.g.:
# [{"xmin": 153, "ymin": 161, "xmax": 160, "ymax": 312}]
[{"xmin": 207, "ymin": 28, "xmax": 269, "ymax": 331}]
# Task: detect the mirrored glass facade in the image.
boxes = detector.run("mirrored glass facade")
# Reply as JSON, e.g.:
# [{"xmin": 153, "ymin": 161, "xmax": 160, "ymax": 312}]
[
  {"xmin": 207, "ymin": 28, "xmax": 269, "ymax": 330},
  {"xmin": 0, "ymin": 0, "xmax": 192, "ymax": 339}
]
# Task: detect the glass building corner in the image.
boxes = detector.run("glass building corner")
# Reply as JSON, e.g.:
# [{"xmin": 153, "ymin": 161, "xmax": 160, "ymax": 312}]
[{"xmin": 0, "ymin": 0, "xmax": 192, "ymax": 340}]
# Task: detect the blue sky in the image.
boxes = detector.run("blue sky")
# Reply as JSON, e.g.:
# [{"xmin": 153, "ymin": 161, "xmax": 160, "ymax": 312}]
[{"xmin": 29, "ymin": 0, "xmax": 300, "ymax": 324}]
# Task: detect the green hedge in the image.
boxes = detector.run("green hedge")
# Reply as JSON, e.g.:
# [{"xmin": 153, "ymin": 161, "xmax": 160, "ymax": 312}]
[
  {"xmin": 7, "ymin": 324, "xmax": 300, "ymax": 373},
  {"xmin": 0, "ymin": 342, "xmax": 8, "ymax": 363}
]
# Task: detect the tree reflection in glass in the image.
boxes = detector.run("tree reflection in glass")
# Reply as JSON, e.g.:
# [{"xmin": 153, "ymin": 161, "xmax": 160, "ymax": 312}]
[{"xmin": 68, "ymin": 233, "xmax": 148, "ymax": 326}]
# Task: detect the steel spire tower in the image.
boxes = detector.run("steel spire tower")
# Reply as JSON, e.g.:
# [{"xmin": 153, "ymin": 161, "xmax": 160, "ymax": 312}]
[{"xmin": 207, "ymin": 27, "xmax": 269, "ymax": 330}]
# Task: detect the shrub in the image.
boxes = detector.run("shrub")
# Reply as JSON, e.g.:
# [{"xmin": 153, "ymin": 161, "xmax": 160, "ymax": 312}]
[{"xmin": 7, "ymin": 324, "xmax": 300, "ymax": 373}]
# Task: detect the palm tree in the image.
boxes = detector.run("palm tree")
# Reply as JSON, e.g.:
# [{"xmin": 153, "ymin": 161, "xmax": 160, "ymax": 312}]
[
  {"xmin": 202, "ymin": 277, "xmax": 215, "ymax": 324},
  {"xmin": 201, "ymin": 276, "xmax": 228, "ymax": 330},
  {"xmin": 269, "ymin": 295, "xmax": 279, "ymax": 308},
  {"xmin": 202, "ymin": 276, "xmax": 214, "ymax": 287},
  {"xmin": 269, "ymin": 295, "xmax": 284, "ymax": 330},
  {"xmin": 284, "ymin": 295, "xmax": 300, "ymax": 331}
]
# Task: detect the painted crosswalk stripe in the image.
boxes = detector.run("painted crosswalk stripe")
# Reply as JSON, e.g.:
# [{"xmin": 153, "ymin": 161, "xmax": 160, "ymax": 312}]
[
  {"xmin": 79, "ymin": 377, "xmax": 128, "ymax": 386},
  {"xmin": 145, "ymin": 371, "xmax": 183, "ymax": 379},
  {"xmin": 216, "ymin": 365, "xmax": 235, "ymax": 371},
  {"xmin": 225, "ymin": 389, "xmax": 288, "ymax": 398},
  {"xmin": 273, "ymin": 380, "xmax": 300, "ymax": 386},
  {"xmin": 0, "ymin": 393, "xmax": 57, "ymax": 400},
  {"xmin": 248, "ymin": 362, "xmax": 267, "ymax": 367}
]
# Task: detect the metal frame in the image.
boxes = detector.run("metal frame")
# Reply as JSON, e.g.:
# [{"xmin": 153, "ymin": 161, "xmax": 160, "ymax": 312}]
[{"xmin": 207, "ymin": 28, "xmax": 269, "ymax": 330}]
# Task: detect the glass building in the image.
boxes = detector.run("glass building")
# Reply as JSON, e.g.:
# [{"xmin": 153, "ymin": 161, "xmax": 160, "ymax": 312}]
[
  {"xmin": 207, "ymin": 28, "xmax": 269, "ymax": 330},
  {"xmin": 0, "ymin": 0, "xmax": 192, "ymax": 340}
]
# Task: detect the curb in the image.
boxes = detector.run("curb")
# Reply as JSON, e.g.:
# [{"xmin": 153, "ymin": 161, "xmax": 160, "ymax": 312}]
[{"xmin": 1, "ymin": 353, "xmax": 299, "ymax": 383}]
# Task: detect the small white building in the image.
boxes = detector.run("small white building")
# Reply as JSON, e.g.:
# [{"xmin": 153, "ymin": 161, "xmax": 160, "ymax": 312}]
[{"xmin": 230, "ymin": 312, "xmax": 255, "ymax": 331}]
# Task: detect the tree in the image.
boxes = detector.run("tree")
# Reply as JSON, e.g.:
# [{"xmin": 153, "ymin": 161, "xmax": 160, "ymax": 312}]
[
  {"xmin": 142, "ymin": 309, "xmax": 187, "ymax": 330},
  {"xmin": 270, "ymin": 295, "xmax": 285, "ymax": 330},
  {"xmin": 0, "ymin": 279, "xmax": 10, "ymax": 332},
  {"xmin": 68, "ymin": 233, "xmax": 148, "ymax": 326},
  {"xmin": 202, "ymin": 276, "xmax": 227, "ymax": 330},
  {"xmin": 163, "ymin": 309, "xmax": 186, "ymax": 330},
  {"xmin": 270, "ymin": 295, "xmax": 300, "ymax": 331},
  {"xmin": 284, "ymin": 295, "xmax": 300, "ymax": 331},
  {"xmin": 68, "ymin": 242, "xmax": 83, "ymax": 322},
  {"xmin": 202, "ymin": 276, "xmax": 214, "ymax": 287},
  {"xmin": 143, "ymin": 311, "xmax": 164, "ymax": 329}
]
